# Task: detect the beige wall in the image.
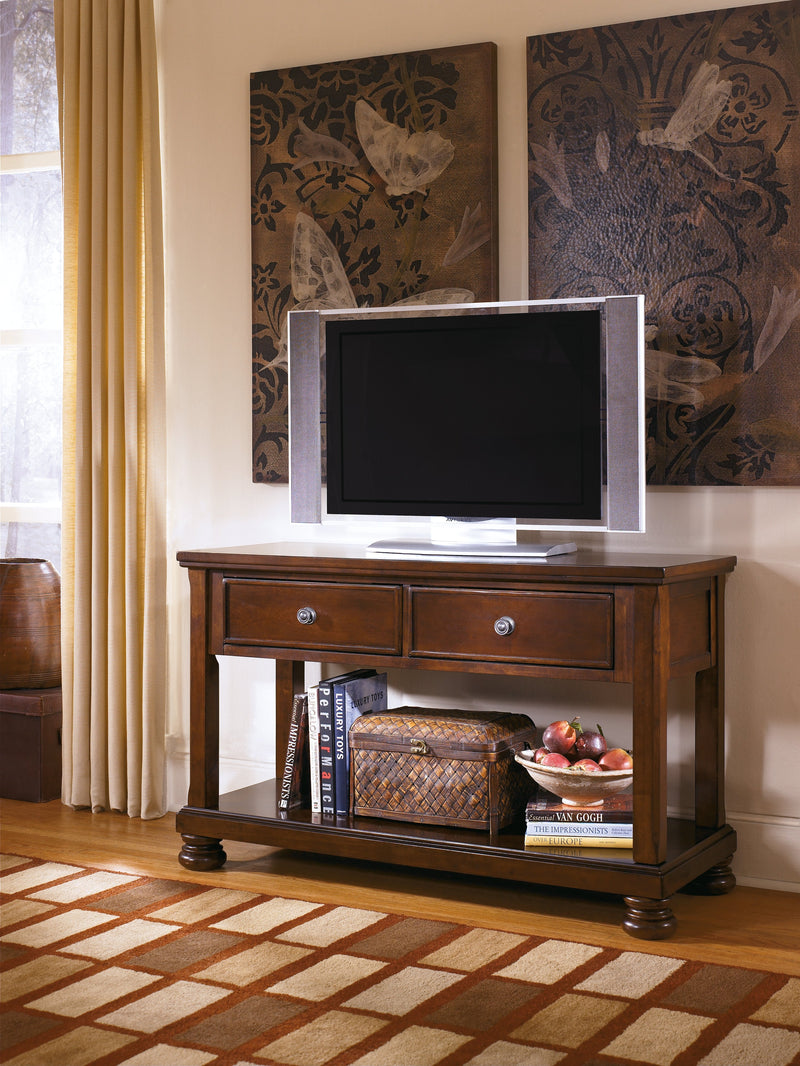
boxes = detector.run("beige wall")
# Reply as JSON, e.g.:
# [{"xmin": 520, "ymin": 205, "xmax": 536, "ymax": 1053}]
[{"xmin": 157, "ymin": 0, "xmax": 800, "ymax": 890}]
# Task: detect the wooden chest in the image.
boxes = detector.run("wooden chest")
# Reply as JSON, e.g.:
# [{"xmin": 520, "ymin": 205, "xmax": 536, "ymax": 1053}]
[
  {"xmin": 349, "ymin": 707, "xmax": 536, "ymax": 832},
  {"xmin": 0, "ymin": 688, "xmax": 62, "ymax": 802}
]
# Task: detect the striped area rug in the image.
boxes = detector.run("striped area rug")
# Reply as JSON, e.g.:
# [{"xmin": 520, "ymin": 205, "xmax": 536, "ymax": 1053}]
[{"xmin": 1, "ymin": 853, "xmax": 799, "ymax": 1066}]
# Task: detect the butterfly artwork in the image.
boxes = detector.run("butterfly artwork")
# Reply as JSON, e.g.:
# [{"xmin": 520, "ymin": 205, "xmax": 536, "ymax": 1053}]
[
  {"xmin": 354, "ymin": 99, "xmax": 456, "ymax": 197},
  {"xmin": 250, "ymin": 43, "xmax": 499, "ymax": 482},
  {"xmin": 273, "ymin": 212, "xmax": 475, "ymax": 367},
  {"xmin": 637, "ymin": 61, "xmax": 734, "ymax": 182}
]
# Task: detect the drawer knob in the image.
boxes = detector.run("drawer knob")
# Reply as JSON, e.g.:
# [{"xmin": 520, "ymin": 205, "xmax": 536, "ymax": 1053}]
[
  {"xmin": 494, "ymin": 615, "xmax": 515, "ymax": 637},
  {"xmin": 296, "ymin": 607, "xmax": 317, "ymax": 625}
]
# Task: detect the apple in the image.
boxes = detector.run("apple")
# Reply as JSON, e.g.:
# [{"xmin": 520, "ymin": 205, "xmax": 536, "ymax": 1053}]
[
  {"xmin": 575, "ymin": 726, "xmax": 607, "ymax": 761},
  {"xmin": 533, "ymin": 746, "xmax": 549, "ymax": 764},
  {"xmin": 542, "ymin": 719, "xmax": 579, "ymax": 755},
  {"xmin": 540, "ymin": 752, "xmax": 571, "ymax": 768},
  {"xmin": 572, "ymin": 758, "xmax": 602, "ymax": 771},
  {"xmin": 599, "ymin": 748, "xmax": 633, "ymax": 771}
]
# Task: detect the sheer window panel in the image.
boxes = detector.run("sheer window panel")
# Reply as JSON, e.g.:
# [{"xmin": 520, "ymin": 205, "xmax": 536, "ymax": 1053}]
[
  {"xmin": 0, "ymin": 339, "xmax": 62, "ymax": 563},
  {"xmin": 0, "ymin": 169, "xmax": 63, "ymax": 330},
  {"xmin": 1, "ymin": 1, "xmax": 62, "ymax": 568},
  {"xmin": 1, "ymin": 0, "xmax": 60, "ymax": 154}
]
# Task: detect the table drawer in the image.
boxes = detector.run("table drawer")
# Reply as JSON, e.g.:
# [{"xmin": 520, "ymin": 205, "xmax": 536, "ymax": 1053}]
[
  {"xmin": 410, "ymin": 588, "xmax": 614, "ymax": 668},
  {"xmin": 223, "ymin": 579, "xmax": 402, "ymax": 654}
]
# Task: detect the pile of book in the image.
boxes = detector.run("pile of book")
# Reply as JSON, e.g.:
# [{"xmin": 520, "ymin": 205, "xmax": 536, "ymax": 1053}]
[
  {"xmin": 524, "ymin": 789, "xmax": 633, "ymax": 848},
  {"xmin": 279, "ymin": 669, "xmax": 387, "ymax": 816}
]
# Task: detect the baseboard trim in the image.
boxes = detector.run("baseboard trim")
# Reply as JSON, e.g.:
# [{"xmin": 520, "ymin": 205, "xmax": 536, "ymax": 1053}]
[
  {"xmin": 167, "ymin": 752, "xmax": 273, "ymax": 814},
  {"xmin": 667, "ymin": 804, "xmax": 800, "ymax": 893},
  {"xmin": 727, "ymin": 809, "xmax": 800, "ymax": 893}
]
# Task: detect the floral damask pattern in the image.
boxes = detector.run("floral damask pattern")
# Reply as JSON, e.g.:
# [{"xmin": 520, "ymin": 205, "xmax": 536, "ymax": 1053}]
[
  {"xmin": 250, "ymin": 44, "xmax": 498, "ymax": 482},
  {"xmin": 528, "ymin": 1, "xmax": 800, "ymax": 485}
]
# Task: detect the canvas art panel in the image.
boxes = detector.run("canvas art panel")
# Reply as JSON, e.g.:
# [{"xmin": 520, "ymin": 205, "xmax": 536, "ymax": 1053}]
[
  {"xmin": 528, "ymin": 1, "xmax": 800, "ymax": 486},
  {"xmin": 250, "ymin": 43, "xmax": 498, "ymax": 483}
]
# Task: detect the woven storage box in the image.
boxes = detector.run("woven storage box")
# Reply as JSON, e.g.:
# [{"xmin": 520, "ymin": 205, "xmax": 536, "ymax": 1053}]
[{"xmin": 349, "ymin": 707, "xmax": 536, "ymax": 832}]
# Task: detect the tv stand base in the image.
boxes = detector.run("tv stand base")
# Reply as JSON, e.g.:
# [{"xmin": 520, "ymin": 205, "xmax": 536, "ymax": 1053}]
[
  {"xmin": 368, "ymin": 538, "xmax": 578, "ymax": 558},
  {"xmin": 175, "ymin": 542, "xmax": 737, "ymax": 938}
]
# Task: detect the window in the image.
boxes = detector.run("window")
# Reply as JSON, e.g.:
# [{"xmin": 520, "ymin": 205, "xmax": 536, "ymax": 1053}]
[{"xmin": 1, "ymin": 0, "xmax": 62, "ymax": 570}]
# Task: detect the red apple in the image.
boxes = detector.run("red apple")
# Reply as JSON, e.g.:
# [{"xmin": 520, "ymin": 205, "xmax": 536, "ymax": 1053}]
[
  {"xmin": 542, "ymin": 719, "xmax": 579, "ymax": 756},
  {"xmin": 599, "ymin": 748, "xmax": 633, "ymax": 771},
  {"xmin": 533, "ymin": 746, "xmax": 549, "ymax": 764},
  {"xmin": 572, "ymin": 758, "xmax": 602, "ymax": 771},
  {"xmin": 540, "ymin": 752, "xmax": 571, "ymax": 768}
]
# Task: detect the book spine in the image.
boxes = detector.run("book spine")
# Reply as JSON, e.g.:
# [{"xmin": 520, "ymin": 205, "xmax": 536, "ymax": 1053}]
[
  {"xmin": 333, "ymin": 682, "xmax": 348, "ymax": 815},
  {"xmin": 278, "ymin": 693, "xmax": 306, "ymax": 809},
  {"xmin": 307, "ymin": 685, "xmax": 321, "ymax": 813},
  {"xmin": 334, "ymin": 673, "xmax": 386, "ymax": 815},
  {"xmin": 317, "ymin": 680, "xmax": 335, "ymax": 815},
  {"xmin": 525, "ymin": 811, "xmax": 632, "ymax": 824},
  {"xmin": 287, "ymin": 697, "xmax": 309, "ymax": 809},
  {"xmin": 524, "ymin": 835, "xmax": 633, "ymax": 848},
  {"xmin": 524, "ymin": 823, "xmax": 632, "ymax": 836}
]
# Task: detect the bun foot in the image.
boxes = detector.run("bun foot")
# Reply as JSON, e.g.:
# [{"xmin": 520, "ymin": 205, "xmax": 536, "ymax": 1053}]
[
  {"xmin": 179, "ymin": 834, "xmax": 227, "ymax": 871},
  {"xmin": 622, "ymin": 895, "xmax": 677, "ymax": 939},
  {"xmin": 683, "ymin": 856, "xmax": 736, "ymax": 896}
]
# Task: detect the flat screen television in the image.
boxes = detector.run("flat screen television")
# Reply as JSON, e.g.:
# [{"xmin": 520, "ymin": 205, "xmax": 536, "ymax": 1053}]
[{"xmin": 288, "ymin": 296, "xmax": 644, "ymax": 557}]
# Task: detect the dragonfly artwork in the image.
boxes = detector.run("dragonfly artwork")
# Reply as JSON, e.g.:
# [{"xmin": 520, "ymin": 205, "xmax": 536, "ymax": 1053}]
[
  {"xmin": 527, "ymin": 1, "xmax": 800, "ymax": 486},
  {"xmin": 636, "ymin": 61, "xmax": 734, "ymax": 183}
]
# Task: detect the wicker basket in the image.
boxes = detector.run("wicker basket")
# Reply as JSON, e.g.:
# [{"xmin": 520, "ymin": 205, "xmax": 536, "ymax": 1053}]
[{"xmin": 349, "ymin": 707, "xmax": 536, "ymax": 832}]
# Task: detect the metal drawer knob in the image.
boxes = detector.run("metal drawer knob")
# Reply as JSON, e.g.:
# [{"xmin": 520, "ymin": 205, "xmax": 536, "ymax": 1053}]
[
  {"xmin": 494, "ymin": 615, "xmax": 515, "ymax": 636},
  {"xmin": 296, "ymin": 607, "xmax": 317, "ymax": 625}
]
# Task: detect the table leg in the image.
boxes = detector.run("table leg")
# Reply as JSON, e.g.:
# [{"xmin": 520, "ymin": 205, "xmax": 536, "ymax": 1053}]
[
  {"xmin": 179, "ymin": 834, "xmax": 227, "ymax": 871},
  {"xmin": 622, "ymin": 895, "xmax": 677, "ymax": 939},
  {"xmin": 683, "ymin": 856, "xmax": 736, "ymax": 895}
]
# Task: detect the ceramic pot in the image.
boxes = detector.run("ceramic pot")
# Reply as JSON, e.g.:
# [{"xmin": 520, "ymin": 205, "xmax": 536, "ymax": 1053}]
[{"xmin": 0, "ymin": 558, "xmax": 61, "ymax": 689}]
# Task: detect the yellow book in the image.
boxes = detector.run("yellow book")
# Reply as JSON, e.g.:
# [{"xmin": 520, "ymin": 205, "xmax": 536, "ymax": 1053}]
[{"xmin": 524, "ymin": 835, "xmax": 633, "ymax": 848}]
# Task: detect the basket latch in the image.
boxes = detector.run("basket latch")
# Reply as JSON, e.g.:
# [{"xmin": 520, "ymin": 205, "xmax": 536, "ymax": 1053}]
[{"xmin": 410, "ymin": 738, "xmax": 430, "ymax": 755}]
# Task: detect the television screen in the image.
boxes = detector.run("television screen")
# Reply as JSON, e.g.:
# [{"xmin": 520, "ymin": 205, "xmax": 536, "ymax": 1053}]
[
  {"xmin": 325, "ymin": 310, "xmax": 603, "ymax": 521},
  {"xmin": 288, "ymin": 295, "xmax": 644, "ymax": 556}
]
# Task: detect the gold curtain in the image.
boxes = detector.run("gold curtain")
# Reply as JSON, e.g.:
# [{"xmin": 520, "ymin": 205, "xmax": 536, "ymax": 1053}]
[{"xmin": 55, "ymin": 0, "xmax": 167, "ymax": 818}]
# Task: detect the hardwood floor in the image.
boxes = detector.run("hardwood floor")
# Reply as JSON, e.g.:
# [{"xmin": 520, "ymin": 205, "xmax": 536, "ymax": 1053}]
[{"xmin": 2, "ymin": 797, "xmax": 798, "ymax": 976}]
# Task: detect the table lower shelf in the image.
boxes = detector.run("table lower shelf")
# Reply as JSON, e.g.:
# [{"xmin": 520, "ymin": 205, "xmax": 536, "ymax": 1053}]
[{"xmin": 177, "ymin": 780, "xmax": 736, "ymax": 904}]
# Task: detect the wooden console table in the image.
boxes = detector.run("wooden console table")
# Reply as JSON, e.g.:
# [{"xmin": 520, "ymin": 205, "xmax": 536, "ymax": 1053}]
[{"xmin": 176, "ymin": 542, "xmax": 737, "ymax": 939}]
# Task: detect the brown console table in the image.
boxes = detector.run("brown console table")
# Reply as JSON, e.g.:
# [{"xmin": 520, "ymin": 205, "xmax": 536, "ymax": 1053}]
[{"xmin": 176, "ymin": 542, "xmax": 737, "ymax": 939}]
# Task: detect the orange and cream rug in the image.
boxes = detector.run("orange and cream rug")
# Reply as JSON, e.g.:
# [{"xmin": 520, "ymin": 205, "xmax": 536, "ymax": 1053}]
[{"xmin": 1, "ymin": 853, "xmax": 799, "ymax": 1066}]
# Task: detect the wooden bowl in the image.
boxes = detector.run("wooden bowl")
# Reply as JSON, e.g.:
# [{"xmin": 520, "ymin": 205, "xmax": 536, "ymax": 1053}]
[{"xmin": 515, "ymin": 751, "xmax": 633, "ymax": 806}]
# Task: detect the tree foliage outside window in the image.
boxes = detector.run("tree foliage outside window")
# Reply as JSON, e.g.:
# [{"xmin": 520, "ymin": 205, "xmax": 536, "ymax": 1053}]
[{"xmin": 0, "ymin": 0, "xmax": 62, "ymax": 569}]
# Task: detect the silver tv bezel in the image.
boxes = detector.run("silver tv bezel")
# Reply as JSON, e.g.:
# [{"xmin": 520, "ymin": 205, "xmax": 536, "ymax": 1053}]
[{"xmin": 288, "ymin": 295, "xmax": 645, "ymax": 536}]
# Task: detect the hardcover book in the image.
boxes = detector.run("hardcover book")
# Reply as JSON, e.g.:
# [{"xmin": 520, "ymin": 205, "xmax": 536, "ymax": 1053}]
[
  {"xmin": 525, "ymin": 821, "xmax": 632, "ymax": 835},
  {"xmin": 524, "ymin": 834, "xmax": 633, "ymax": 848},
  {"xmin": 317, "ymin": 669, "xmax": 374, "ymax": 816},
  {"xmin": 333, "ymin": 671, "xmax": 387, "ymax": 815},
  {"xmin": 524, "ymin": 787, "xmax": 633, "ymax": 847},
  {"xmin": 278, "ymin": 693, "xmax": 309, "ymax": 810},
  {"xmin": 525, "ymin": 788, "xmax": 633, "ymax": 823},
  {"xmin": 306, "ymin": 685, "xmax": 321, "ymax": 813}
]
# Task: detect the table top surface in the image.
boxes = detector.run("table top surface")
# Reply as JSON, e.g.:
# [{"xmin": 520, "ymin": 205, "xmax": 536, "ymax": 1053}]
[{"xmin": 177, "ymin": 541, "xmax": 737, "ymax": 582}]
